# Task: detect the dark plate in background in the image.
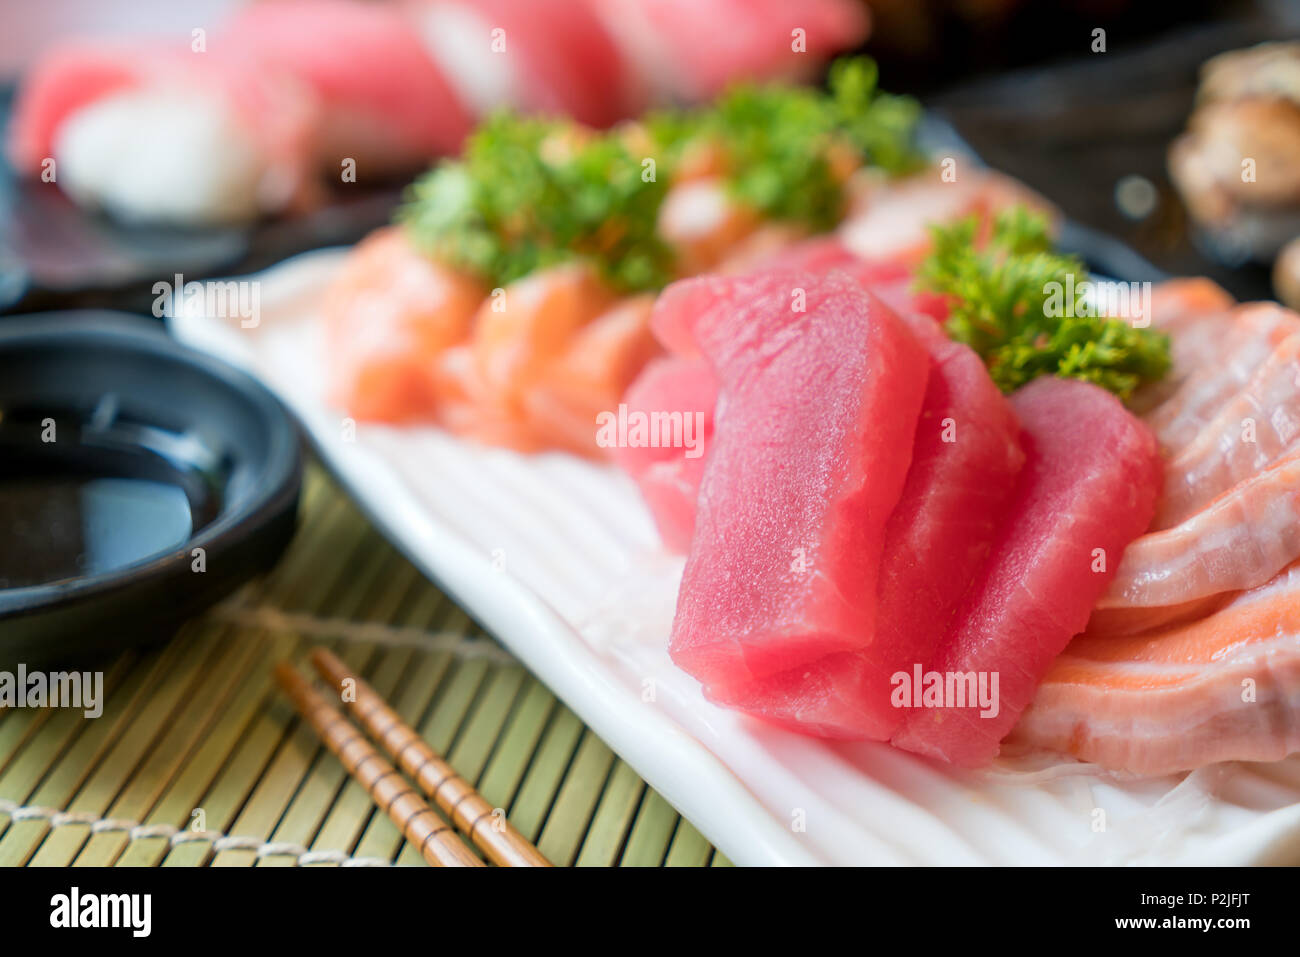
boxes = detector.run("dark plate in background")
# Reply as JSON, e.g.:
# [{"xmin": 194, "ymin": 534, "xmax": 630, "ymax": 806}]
[
  {"xmin": 0, "ymin": 87, "xmax": 405, "ymax": 317},
  {"xmin": 926, "ymin": 2, "xmax": 1300, "ymax": 302},
  {"xmin": 0, "ymin": 311, "xmax": 302, "ymax": 664}
]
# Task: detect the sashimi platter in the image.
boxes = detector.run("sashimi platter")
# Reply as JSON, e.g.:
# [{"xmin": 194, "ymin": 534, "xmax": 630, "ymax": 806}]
[{"xmin": 155, "ymin": 50, "xmax": 1300, "ymax": 865}]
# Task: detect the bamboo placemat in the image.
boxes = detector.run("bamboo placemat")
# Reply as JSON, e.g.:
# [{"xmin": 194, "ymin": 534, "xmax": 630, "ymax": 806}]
[{"xmin": 0, "ymin": 463, "xmax": 731, "ymax": 867}]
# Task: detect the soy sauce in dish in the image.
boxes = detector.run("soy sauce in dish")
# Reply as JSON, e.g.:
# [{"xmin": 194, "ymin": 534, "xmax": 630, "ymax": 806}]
[
  {"xmin": 0, "ymin": 476, "xmax": 195, "ymax": 588},
  {"xmin": 0, "ymin": 400, "xmax": 226, "ymax": 590}
]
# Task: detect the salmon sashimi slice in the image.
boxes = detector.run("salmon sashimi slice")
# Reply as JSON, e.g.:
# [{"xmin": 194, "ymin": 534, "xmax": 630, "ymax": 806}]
[
  {"xmin": 839, "ymin": 167, "xmax": 1055, "ymax": 264},
  {"xmin": 470, "ymin": 264, "xmax": 618, "ymax": 415},
  {"xmin": 1143, "ymin": 303, "xmax": 1298, "ymax": 454},
  {"xmin": 522, "ymin": 295, "xmax": 663, "ymax": 457},
  {"xmin": 611, "ymin": 356, "xmax": 716, "ymax": 552},
  {"xmin": 1128, "ymin": 280, "xmax": 1239, "ymax": 416},
  {"xmin": 891, "ymin": 377, "xmax": 1162, "ymax": 767},
  {"xmin": 1097, "ymin": 448, "xmax": 1300, "ymax": 614},
  {"xmin": 325, "ymin": 227, "xmax": 486, "ymax": 422},
  {"xmin": 1084, "ymin": 590, "xmax": 1234, "ymax": 638},
  {"xmin": 704, "ymin": 313, "xmax": 1024, "ymax": 739},
  {"xmin": 1013, "ymin": 561, "xmax": 1300, "ymax": 775},
  {"xmin": 1155, "ymin": 326, "xmax": 1300, "ymax": 528},
  {"xmin": 664, "ymin": 271, "xmax": 930, "ymax": 695}
]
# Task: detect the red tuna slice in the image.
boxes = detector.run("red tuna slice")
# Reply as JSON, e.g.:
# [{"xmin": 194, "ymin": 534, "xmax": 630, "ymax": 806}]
[
  {"xmin": 222, "ymin": 0, "xmax": 474, "ymax": 163},
  {"xmin": 411, "ymin": 0, "xmax": 641, "ymax": 128},
  {"xmin": 758, "ymin": 237, "xmax": 950, "ymax": 323},
  {"xmin": 663, "ymin": 271, "xmax": 929, "ymax": 692},
  {"xmin": 593, "ymin": 0, "xmax": 868, "ymax": 101},
  {"xmin": 610, "ymin": 356, "xmax": 716, "ymax": 553},
  {"xmin": 891, "ymin": 377, "xmax": 1162, "ymax": 766},
  {"xmin": 704, "ymin": 314, "xmax": 1024, "ymax": 738}
]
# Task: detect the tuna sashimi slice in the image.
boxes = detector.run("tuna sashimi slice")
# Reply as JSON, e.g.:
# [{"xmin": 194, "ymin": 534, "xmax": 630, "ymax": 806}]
[
  {"xmin": 706, "ymin": 314, "xmax": 1024, "ymax": 738},
  {"xmin": 611, "ymin": 356, "xmax": 715, "ymax": 552},
  {"xmin": 891, "ymin": 377, "xmax": 1162, "ymax": 767},
  {"xmin": 664, "ymin": 271, "xmax": 929, "ymax": 691},
  {"xmin": 1013, "ymin": 560, "xmax": 1300, "ymax": 775}
]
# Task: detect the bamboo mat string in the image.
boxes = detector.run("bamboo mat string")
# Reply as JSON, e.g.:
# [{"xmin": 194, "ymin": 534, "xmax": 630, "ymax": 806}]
[
  {"xmin": 207, "ymin": 603, "xmax": 516, "ymax": 662},
  {"xmin": 0, "ymin": 798, "xmax": 390, "ymax": 866}
]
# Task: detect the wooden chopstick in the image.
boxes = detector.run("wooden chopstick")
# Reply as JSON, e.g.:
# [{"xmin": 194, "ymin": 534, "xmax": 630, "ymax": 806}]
[
  {"xmin": 309, "ymin": 646, "xmax": 553, "ymax": 867},
  {"xmin": 273, "ymin": 661, "xmax": 483, "ymax": 868}
]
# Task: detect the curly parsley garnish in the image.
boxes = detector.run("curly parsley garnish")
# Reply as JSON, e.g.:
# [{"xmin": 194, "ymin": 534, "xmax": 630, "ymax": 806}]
[
  {"xmin": 918, "ymin": 208, "xmax": 1171, "ymax": 400},
  {"xmin": 399, "ymin": 113, "xmax": 674, "ymax": 292},
  {"xmin": 649, "ymin": 57, "xmax": 923, "ymax": 231},
  {"xmin": 399, "ymin": 58, "xmax": 923, "ymax": 292}
]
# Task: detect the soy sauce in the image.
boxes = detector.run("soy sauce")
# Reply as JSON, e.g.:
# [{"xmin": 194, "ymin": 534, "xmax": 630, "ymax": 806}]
[
  {"xmin": 0, "ymin": 475, "xmax": 194, "ymax": 588},
  {"xmin": 0, "ymin": 401, "xmax": 226, "ymax": 590}
]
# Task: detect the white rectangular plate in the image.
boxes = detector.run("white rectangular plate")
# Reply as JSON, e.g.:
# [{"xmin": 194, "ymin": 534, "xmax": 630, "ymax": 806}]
[{"xmin": 171, "ymin": 249, "xmax": 1300, "ymax": 865}]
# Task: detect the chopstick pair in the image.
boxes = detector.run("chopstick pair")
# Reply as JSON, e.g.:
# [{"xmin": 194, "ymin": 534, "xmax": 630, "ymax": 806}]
[{"xmin": 274, "ymin": 648, "xmax": 551, "ymax": 867}]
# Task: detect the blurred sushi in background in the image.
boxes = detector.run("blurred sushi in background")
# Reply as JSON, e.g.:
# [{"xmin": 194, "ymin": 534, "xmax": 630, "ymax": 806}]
[{"xmin": 4, "ymin": 0, "xmax": 870, "ymax": 225}]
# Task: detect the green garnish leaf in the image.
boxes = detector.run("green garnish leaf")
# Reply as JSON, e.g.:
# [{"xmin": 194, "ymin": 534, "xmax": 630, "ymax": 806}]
[
  {"xmin": 399, "ymin": 113, "xmax": 674, "ymax": 293},
  {"xmin": 648, "ymin": 57, "xmax": 924, "ymax": 230},
  {"xmin": 399, "ymin": 57, "xmax": 924, "ymax": 292},
  {"xmin": 918, "ymin": 207, "xmax": 1171, "ymax": 400}
]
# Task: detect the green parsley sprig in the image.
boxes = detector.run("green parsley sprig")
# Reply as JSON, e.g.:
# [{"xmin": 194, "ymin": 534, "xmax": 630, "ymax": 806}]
[
  {"xmin": 399, "ymin": 113, "xmax": 674, "ymax": 293},
  {"xmin": 399, "ymin": 58, "xmax": 924, "ymax": 292},
  {"xmin": 648, "ymin": 57, "xmax": 924, "ymax": 231},
  {"xmin": 917, "ymin": 207, "xmax": 1171, "ymax": 400}
]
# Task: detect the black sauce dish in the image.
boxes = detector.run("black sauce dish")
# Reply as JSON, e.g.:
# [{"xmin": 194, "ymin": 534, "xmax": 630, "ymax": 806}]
[{"xmin": 0, "ymin": 311, "xmax": 302, "ymax": 665}]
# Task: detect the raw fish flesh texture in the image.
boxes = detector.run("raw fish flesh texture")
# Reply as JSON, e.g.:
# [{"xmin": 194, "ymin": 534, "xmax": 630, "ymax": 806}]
[
  {"xmin": 704, "ymin": 313, "xmax": 1024, "ymax": 738},
  {"xmin": 434, "ymin": 266, "xmax": 661, "ymax": 456},
  {"xmin": 755, "ymin": 235, "xmax": 951, "ymax": 322},
  {"xmin": 1093, "ymin": 300, "xmax": 1300, "ymax": 633},
  {"xmin": 1097, "ymin": 448, "xmax": 1300, "ymax": 614},
  {"xmin": 1143, "ymin": 302, "xmax": 1296, "ymax": 453},
  {"xmin": 610, "ymin": 357, "xmax": 716, "ymax": 553},
  {"xmin": 409, "ymin": 0, "xmax": 641, "ymax": 128},
  {"xmin": 324, "ymin": 227, "xmax": 486, "ymax": 422},
  {"xmin": 1014, "ymin": 560, "xmax": 1300, "ymax": 775},
  {"xmin": 591, "ymin": 0, "xmax": 869, "ymax": 101},
  {"xmin": 523, "ymin": 295, "xmax": 663, "ymax": 457},
  {"xmin": 622, "ymin": 241, "xmax": 948, "ymax": 557},
  {"xmin": 323, "ymin": 230, "xmax": 659, "ymax": 455},
  {"xmin": 662, "ymin": 271, "xmax": 930, "ymax": 699},
  {"xmin": 223, "ymin": 0, "xmax": 474, "ymax": 169},
  {"xmin": 839, "ymin": 168, "xmax": 1056, "ymax": 263},
  {"xmin": 1154, "ymin": 325, "xmax": 1300, "ymax": 528},
  {"xmin": 892, "ymin": 377, "xmax": 1162, "ymax": 767}
]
